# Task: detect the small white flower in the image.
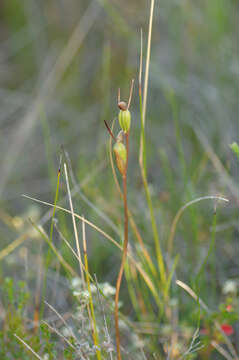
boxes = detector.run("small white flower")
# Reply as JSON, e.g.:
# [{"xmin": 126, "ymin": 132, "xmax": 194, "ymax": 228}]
[
  {"xmin": 62, "ymin": 326, "xmax": 73, "ymax": 338},
  {"xmin": 81, "ymin": 290, "xmax": 90, "ymax": 299},
  {"xmin": 43, "ymin": 354, "xmax": 49, "ymax": 360},
  {"xmin": 73, "ymin": 290, "xmax": 82, "ymax": 297},
  {"xmin": 101, "ymin": 282, "xmax": 116, "ymax": 296},
  {"xmin": 223, "ymin": 280, "xmax": 238, "ymax": 294},
  {"xmin": 92, "ymin": 345, "xmax": 101, "ymax": 352},
  {"xmin": 131, "ymin": 333, "xmax": 145, "ymax": 348},
  {"xmin": 71, "ymin": 277, "xmax": 82, "ymax": 289}
]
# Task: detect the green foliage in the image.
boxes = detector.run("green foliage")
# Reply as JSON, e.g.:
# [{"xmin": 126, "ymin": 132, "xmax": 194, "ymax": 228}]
[
  {"xmin": 230, "ymin": 142, "xmax": 239, "ymax": 162},
  {"xmin": 1, "ymin": 0, "xmax": 239, "ymax": 358},
  {"xmin": 0, "ymin": 278, "xmax": 38, "ymax": 360}
]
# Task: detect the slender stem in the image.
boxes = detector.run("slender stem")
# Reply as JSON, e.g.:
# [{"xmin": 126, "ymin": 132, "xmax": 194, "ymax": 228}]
[
  {"xmin": 139, "ymin": 78, "xmax": 167, "ymax": 288},
  {"xmin": 109, "ymin": 120, "xmax": 157, "ymax": 278},
  {"xmin": 40, "ymin": 163, "xmax": 61, "ymax": 319},
  {"xmin": 115, "ymin": 132, "xmax": 129, "ymax": 360},
  {"xmin": 138, "ymin": 25, "xmax": 167, "ymax": 288},
  {"xmin": 82, "ymin": 218, "xmax": 102, "ymax": 360}
]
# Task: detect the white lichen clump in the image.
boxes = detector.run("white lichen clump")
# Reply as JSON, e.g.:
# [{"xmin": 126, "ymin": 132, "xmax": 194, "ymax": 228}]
[
  {"xmin": 71, "ymin": 277, "xmax": 116, "ymax": 298},
  {"xmin": 222, "ymin": 279, "xmax": 238, "ymax": 294}
]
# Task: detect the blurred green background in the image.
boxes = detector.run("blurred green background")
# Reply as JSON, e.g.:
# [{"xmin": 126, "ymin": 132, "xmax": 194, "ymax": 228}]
[
  {"xmin": 1, "ymin": 0, "xmax": 239, "ymax": 272},
  {"xmin": 1, "ymin": 0, "xmax": 239, "ymax": 356}
]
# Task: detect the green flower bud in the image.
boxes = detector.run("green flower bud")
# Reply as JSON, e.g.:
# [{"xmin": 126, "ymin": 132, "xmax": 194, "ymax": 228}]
[
  {"xmin": 118, "ymin": 109, "xmax": 131, "ymax": 133},
  {"xmin": 113, "ymin": 142, "xmax": 127, "ymax": 175},
  {"xmin": 230, "ymin": 142, "xmax": 239, "ymax": 162}
]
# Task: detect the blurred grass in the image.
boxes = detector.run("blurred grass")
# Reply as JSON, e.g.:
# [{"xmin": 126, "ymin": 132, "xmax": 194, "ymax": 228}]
[{"xmin": 1, "ymin": 0, "xmax": 239, "ymax": 358}]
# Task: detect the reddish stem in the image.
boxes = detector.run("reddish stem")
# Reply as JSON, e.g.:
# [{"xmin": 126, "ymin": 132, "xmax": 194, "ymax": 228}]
[{"xmin": 115, "ymin": 132, "xmax": 129, "ymax": 360}]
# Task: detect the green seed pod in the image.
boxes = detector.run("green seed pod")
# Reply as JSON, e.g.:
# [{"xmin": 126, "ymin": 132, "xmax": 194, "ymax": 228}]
[
  {"xmin": 113, "ymin": 142, "xmax": 127, "ymax": 175},
  {"xmin": 118, "ymin": 109, "xmax": 131, "ymax": 133}
]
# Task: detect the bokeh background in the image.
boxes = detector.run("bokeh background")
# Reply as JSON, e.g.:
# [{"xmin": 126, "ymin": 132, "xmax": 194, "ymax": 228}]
[{"xmin": 1, "ymin": 0, "xmax": 239, "ymax": 356}]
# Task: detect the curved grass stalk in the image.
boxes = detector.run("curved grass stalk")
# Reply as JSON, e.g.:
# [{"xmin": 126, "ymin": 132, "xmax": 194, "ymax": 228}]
[
  {"xmin": 23, "ymin": 194, "xmax": 161, "ymax": 307},
  {"xmin": 168, "ymin": 195, "xmax": 229, "ymax": 256}
]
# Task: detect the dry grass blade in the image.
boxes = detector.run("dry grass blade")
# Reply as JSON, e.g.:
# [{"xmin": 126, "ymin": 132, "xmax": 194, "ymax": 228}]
[
  {"xmin": 44, "ymin": 301, "xmax": 77, "ymax": 341},
  {"xmin": 142, "ymin": 0, "xmax": 155, "ymax": 126},
  {"xmin": 23, "ymin": 194, "xmax": 159, "ymax": 302},
  {"xmin": 139, "ymin": 0, "xmax": 155, "ymax": 164},
  {"xmin": 41, "ymin": 321, "xmax": 76, "ymax": 351},
  {"xmin": 176, "ymin": 279, "xmax": 210, "ymax": 312},
  {"xmin": 23, "ymin": 194, "xmax": 119, "ymax": 248},
  {"xmin": 0, "ymin": 163, "xmax": 106, "ymax": 261},
  {"xmin": 64, "ymin": 163, "xmax": 85, "ymax": 282},
  {"xmin": 138, "ymin": 0, "xmax": 166, "ymax": 287},
  {"xmin": 54, "ymin": 222, "xmax": 88, "ymax": 278},
  {"xmin": 63, "ymin": 147, "xmax": 119, "ymax": 235},
  {"xmin": 0, "ymin": 233, "xmax": 28, "ymax": 261},
  {"xmin": 127, "ymin": 79, "xmax": 135, "ymax": 110},
  {"xmin": 211, "ymin": 341, "xmax": 234, "ymax": 360},
  {"xmin": 14, "ymin": 334, "xmax": 43, "ymax": 360},
  {"xmin": 139, "ymin": 28, "xmax": 143, "ymax": 90}
]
